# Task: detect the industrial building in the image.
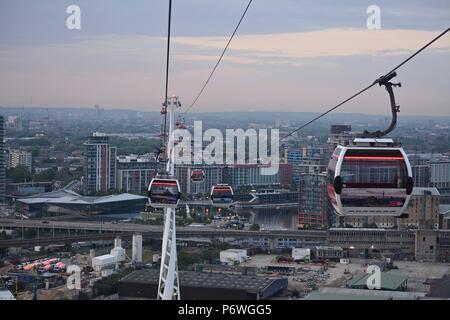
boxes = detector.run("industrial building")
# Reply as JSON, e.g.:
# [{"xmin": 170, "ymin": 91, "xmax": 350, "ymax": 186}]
[
  {"xmin": 131, "ymin": 234, "xmax": 143, "ymax": 263},
  {"xmin": 346, "ymin": 272, "xmax": 408, "ymax": 291},
  {"xmin": 292, "ymin": 248, "xmax": 311, "ymax": 261},
  {"xmin": 118, "ymin": 269, "xmax": 287, "ymax": 300},
  {"xmin": 311, "ymin": 246, "xmax": 344, "ymax": 261},
  {"xmin": 220, "ymin": 249, "xmax": 248, "ymax": 265},
  {"xmin": 91, "ymin": 237, "xmax": 126, "ymax": 277},
  {"xmin": 16, "ymin": 189, "xmax": 147, "ymax": 216}
]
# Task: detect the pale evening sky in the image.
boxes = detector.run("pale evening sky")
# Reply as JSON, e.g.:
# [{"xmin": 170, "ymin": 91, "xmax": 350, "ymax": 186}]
[{"xmin": 0, "ymin": 0, "xmax": 449, "ymax": 115}]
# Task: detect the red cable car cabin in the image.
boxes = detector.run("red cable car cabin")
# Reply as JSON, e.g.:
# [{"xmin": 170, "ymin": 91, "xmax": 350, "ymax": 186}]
[
  {"xmin": 210, "ymin": 184, "xmax": 234, "ymax": 207},
  {"xmin": 148, "ymin": 178, "xmax": 181, "ymax": 208},
  {"xmin": 327, "ymin": 138, "xmax": 413, "ymax": 217},
  {"xmin": 191, "ymin": 169, "xmax": 205, "ymax": 183}
]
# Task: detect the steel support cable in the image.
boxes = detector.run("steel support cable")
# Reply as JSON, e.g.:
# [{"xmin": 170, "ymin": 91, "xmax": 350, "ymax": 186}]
[
  {"xmin": 182, "ymin": 0, "xmax": 253, "ymax": 115},
  {"xmin": 280, "ymin": 27, "xmax": 450, "ymax": 141}
]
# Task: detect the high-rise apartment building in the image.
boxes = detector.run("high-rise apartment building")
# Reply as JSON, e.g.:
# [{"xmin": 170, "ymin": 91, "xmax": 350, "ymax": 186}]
[
  {"xmin": 116, "ymin": 155, "xmax": 157, "ymax": 194},
  {"xmin": 298, "ymin": 172, "xmax": 331, "ymax": 229},
  {"xmin": 223, "ymin": 164, "xmax": 279, "ymax": 189},
  {"xmin": 7, "ymin": 150, "xmax": 32, "ymax": 172},
  {"xmin": 430, "ymin": 159, "xmax": 450, "ymax": 204},
  {"xmin": 84, "ymin": 133, "xmax": 117, "ymax": 195}
]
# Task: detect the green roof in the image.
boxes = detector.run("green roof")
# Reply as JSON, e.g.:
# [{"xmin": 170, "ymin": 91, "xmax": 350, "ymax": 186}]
[{"xmin": 346, "ymin": 272, "xmax": 408, "ymax": 291}]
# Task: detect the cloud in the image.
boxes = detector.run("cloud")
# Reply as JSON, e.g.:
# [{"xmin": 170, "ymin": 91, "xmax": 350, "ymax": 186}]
[
  {"xmin": 172, "ymin": 28, "xmax": 450, "ymax": 61},
  {"xmin": 0, "ymin": 28, "xmax": 449, "ymax": 115}
]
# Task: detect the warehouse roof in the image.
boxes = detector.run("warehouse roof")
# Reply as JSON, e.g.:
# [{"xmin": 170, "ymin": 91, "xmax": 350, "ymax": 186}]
[
  {"xmin": 120, "ymin": 269, "xmax": 286, "ymax": 295},
  {"xmin": 221, "ymin": 249, "xmax": 247, "ymax": 254},
  {"xmin": 17, "ymin": 190, "xmax": 146, "ymax": 205},
  {"xmin": 346, "ymin": 272, "xmax": 408, "ymax": 291},
  {"xmin": 429, "ymin": 274, "xmax": 450, "ymax": 298},
  {"xmin": 93, "ymin": 254, "xmax": 116, "ymax": 262}
]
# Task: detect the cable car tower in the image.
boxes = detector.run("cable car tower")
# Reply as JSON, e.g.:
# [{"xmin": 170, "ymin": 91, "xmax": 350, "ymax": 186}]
[{"xmin": 150, "ymin": 95, "xmax": 182, "ymax": 300}]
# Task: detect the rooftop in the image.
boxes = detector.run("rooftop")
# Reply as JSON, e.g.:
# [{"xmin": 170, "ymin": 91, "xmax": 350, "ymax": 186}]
[
  {"xmin": 17, "ymin": 190, "xmax": 146, "ymax": 206},
  {"xmin": 93, "ymin": 254, "xmax": 116, "ymax": 262},
  {"xmin": 429, "ymin": 274, "xmax": 450, "ymax": 298},
  {"xmin": 346, "ymin": 272, "xmax": 408, "ymax": 291},
  {"xmin": 120, "ymin": 269, "xmax": 284, "ymax": 294},
  {"xmin": 221, "ymin": 249, "xmax": 247, "ymax": 254}
]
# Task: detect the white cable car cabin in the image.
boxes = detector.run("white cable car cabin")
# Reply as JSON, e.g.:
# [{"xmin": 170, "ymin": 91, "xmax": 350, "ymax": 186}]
[
  {"xmin": 210, "ymin": 184, "xmax": 234, "ymax": 207},
  {"xmin": 148, "ymin": 178, "xmax": 181, "ymax": 208},
  {"xmin": 191, "ymin": 169, "xmax": 205, "ymax": 183},
  {"xmin": 327, "ymin": 138, "xmax": 413, "ymax": 217}
]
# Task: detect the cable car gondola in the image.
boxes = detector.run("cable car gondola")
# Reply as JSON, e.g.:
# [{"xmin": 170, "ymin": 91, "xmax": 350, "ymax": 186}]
[
  {"xmin": 327, "ymin": 138, "xmax": 413, "ymax": 216},
  {"xmin": 148, "ymin": 178, "xmax": 181, "ymax": 208},
  {"xmin": 327, "ymin": 72, "xmax": 414, "ymax": 217},
  {"xmin": 191, "ymin": 169, "xmax": 205, "ymax": 183},
  {"xmin": 211, "ymin": 184, "xmax": 234, "ymax": 207}
]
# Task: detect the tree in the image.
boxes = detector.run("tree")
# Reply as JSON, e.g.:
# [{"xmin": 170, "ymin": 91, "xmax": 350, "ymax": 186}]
[
  {"xmin": 34, "ymin": 168, "xmax": 57, "ymax": 182},
  {"xmin": 250, "ymin": 224, "xmax": 260, "ymax": 231},
  {"xmin": 8, "ymin": 165, "xmax": 32, "ymax": 183}
]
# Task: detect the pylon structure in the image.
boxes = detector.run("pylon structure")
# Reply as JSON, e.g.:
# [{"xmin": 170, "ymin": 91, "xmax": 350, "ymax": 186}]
[{"xmin": 157, "ymin": 95, "xmax": 181, "ymax": 300}]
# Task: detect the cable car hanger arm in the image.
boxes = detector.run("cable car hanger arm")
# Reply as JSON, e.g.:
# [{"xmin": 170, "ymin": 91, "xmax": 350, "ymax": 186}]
[{"xmin": 360, "ymin": 72, "xmax": 401, "ymax": 139}]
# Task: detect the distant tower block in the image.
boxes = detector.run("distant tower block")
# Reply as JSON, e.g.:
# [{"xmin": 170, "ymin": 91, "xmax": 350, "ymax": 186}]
[{"xmin": 132, "ymin": 234, "xmax": 143, "ymax": 263}]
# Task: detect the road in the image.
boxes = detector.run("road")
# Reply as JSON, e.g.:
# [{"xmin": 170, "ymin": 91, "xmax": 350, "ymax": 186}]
[{"xmin": 0, "ymin": 218, "xmax": 327, "ymax": 248}]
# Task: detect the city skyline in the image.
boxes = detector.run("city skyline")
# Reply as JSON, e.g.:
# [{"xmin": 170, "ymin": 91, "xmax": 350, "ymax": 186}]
[{"xmin": 0, "ymin": 1, "xmax": 449, "ymax": 115}]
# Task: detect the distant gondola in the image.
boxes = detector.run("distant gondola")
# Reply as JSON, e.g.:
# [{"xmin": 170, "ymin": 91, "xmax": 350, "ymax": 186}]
[
  {"xmin": 191, "ymin": 169, "xmax": 205, "ymax": 183},
  {"xmin": 211, "ymin": 184, "xmax": 234, "ymax": 207}
]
